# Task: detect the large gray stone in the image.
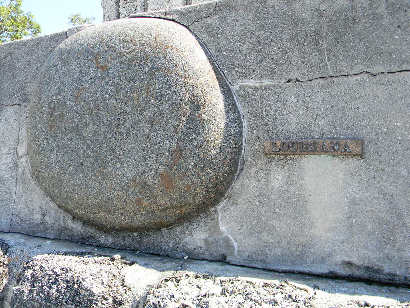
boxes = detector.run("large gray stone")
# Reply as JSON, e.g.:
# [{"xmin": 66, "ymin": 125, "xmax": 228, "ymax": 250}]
[
  {"xmin": 27, "ymin": 18, "xmax": 243, "ymax": 232},
  {"xmin": 0, "ymin": 0, "xmax": 409, "ymax": 285}
]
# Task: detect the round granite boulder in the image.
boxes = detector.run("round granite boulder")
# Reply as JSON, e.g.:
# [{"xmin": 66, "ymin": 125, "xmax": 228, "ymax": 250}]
[{"xmin": 28, "ymin": 18, "xmax": 243, "ymax": 231}]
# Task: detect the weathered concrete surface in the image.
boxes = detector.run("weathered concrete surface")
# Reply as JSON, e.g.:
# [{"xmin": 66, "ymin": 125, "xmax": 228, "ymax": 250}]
[
  {"xmin": 0, "ymin": 34, "xmax": 70, "ymax": 234},
  {"xmin": 128, "ymin": 0, "xmax": 410, "ymax": 283},
  {"xmin": 223, "ymin": 72, "xmax": 410, "ymax": 283},
  {"xmin": 28, "ymin": 18, "xmax": 243, "ymax": 232},
  {"xmin": 0, "ymin": 0, "xmax": 409, "ymax": 285},
  {"xmin": 0, "ymin": 107, "xmax": 19, "ymax": 232},
  {"xmin": 102, "ymin": 0, "xmax": 119, "ymax": 21},
  {"xmin": 131, "ymin": 0, "xmax": 410, "ymax": 84},
  {"xmin": 119, "ymin": 0, "xmax": 185, "ymax": 17},
  {"xmin": 103, "ymin": 0, "xmax": 211, "ymax": 20},
  {"xmin": 0, "ymin": 33, "xmax": 68, "ymax": 108},
  {"xmin": 0, "ymin": 232, "xmax": 409, "ymax": 308}
]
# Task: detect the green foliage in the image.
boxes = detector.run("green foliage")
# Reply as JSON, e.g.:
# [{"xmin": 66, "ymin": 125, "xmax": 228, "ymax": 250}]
[
  {"xmin": 68, "ymin": 13, "xmax": 94, "ymax": 26},
  {"xmin": 0, "ymin": 0, "xmax": 41, "ymax": 44}
]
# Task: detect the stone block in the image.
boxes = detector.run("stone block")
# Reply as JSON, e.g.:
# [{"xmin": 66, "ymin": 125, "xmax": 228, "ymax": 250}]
[
  {"xmin": 0, "ymin": 0, "xmax": 409, "ymax": 285},
  {"xmin": 0, "ymin": 106, "xmax": 20, "ymax": 232},
  {"xmin": 119, "ymin": 0, "xmax": 145, "ymax": 16},
  {"xmin": 136, "ymin": 0, "xmax": 410, "ymax": 84},
  {"xmin": 148, "ymin": 0, "xmax": 185, "ymax": 11},
  {"xmin": 115, "ymin": 0, "xmax": 210, "ymax": 18},
  {"xmin": 0, "ymin": 32, "xmax": 68, "ymax": 107},
  {"xmin": 102, "ymin": 0, "xmax": 120, "ymax": 21},
  {"xmin": 221, "ymin": 73, "xmax": 409, "ymax": 283}
]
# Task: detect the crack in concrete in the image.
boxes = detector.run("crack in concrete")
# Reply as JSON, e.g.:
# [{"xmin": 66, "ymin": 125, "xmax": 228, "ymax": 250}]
[
  {"xmin": 287, "ymin": 69, "xmax": 410, "ymax": 83},
  {"xmin": 236, "ymin": 69, "xmax": 410, "ymax": 88},
  {"xmin": 0, "ymin": 104, "xmax": 21, "ymax": 107}
]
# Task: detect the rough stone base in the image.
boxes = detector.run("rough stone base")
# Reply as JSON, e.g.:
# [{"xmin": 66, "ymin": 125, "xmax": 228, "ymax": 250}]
[{"xmin": 0, "ymin": 232, "xmax": 409, "ymax": 308}]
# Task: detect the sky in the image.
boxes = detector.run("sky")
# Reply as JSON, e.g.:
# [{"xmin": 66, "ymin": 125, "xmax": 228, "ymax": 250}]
[{"xmin": 21, "ymin": 0, "xmax": 103, "ymax": 35}]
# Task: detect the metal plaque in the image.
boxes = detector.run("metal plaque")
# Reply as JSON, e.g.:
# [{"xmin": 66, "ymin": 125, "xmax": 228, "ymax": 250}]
[{"xmin": 264, "ymin": 139, "xmax": 363, "ymax": 157}]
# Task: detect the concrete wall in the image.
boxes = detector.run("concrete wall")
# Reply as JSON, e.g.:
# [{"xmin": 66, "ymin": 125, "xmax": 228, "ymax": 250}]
[
  {"xmin": 101, "ymin": 0, "xmax": 212, "ymax": 20},
  {"xmin": 1, "ymin": 0, "xmax": 409, "ymax": 284},
  {"xmin": 101, "ymin": 0, "xmax": 120, "ymax": 21}
]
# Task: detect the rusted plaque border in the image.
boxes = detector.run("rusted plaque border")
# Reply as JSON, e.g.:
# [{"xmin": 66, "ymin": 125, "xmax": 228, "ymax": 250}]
[{"xmin": 264, "ymin": 139, "xmax": 363, "ymax": 157}]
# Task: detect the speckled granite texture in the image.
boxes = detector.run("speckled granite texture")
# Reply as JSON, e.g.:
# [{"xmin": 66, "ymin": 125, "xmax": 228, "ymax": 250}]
[
  {"xmin": 0, "ymin": 0, "xmax": 409, "ymax": 284},
  {"xmin": 28, "ymin": 18, "xmax": 243, "ymax": 232},
  {"xmin": 101, "ymin": 0, "xmax": 212, "ymax": 21}
]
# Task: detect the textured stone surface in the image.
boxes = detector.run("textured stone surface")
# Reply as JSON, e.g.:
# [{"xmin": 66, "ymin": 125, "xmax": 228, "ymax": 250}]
[
  {"xmin": 119, "ymin": 0, "xmax": 184, "ymax": 17},
  {"xmin": 115, "ymin": 0, "xmax": 210, "ymax": 18},
  {"xmin": 0, "ymin": 232, "xmax": 180, "ymax": 308},
  {"xmin": 126, "ymin": 0, "xmax": 410, "ymax": 283},
  {"xmin": 0, "ymin": 241, "xmax": 8, "ymax": 296},
  {"xmin": 0, "ymin": 32, "xmax": 69, "ymax": 234},
  {"xmin": 28, "ymin": 18, "xmax": 243, "ymax": 232},
  {"xmin": 0, "ymin": 32, "xmax": 68, "ymax": 108},
  {"xmin": 102, "ymin": 0, "xmax": 120, "ymax": 21},
  {"xmin": 147, "ymin": 272, "xmax": 410, "ymax": 308},
  {"xmin": 119, "ymin": 0, "xmax": 145, "ymax": 17},
  {"xmin": 11, "ymin": 255, "xmax": 134, "ymax": 308},
  {"xmin": 222, "ymin": 72, "xmax": 410, "ymax": 283},
  {"xmin": 145, "ymin": 272, "xmax": 315, "ymax": 307},
  {"xmin": 1, "ymin": 0, "xmax": 409, "ymax": 285},
  {"xmin": 0, "ymin": 30, "xmax": 85, "ymax": 233},
  {"xmin": 0, "ymin": 106, "xmax": 19, "ymax": 232},
  {"xmin": 134, "ymin": 0, "xmax": 410, "ymax": 84},
  {"xmin": 1, "ymin": 232, "xmax": 409, "ymax": 308}
]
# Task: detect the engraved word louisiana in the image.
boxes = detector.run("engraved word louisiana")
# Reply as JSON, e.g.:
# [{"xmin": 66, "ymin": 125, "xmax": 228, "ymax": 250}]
[{"xmin": 264, "ymin": 139, "xmax": 363, "ymax": 157}]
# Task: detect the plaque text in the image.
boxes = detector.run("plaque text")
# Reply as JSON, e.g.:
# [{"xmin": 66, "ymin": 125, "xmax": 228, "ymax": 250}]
[{"xmin": 264, "ymin": 139, "xmax": 363, "ymax": 157}]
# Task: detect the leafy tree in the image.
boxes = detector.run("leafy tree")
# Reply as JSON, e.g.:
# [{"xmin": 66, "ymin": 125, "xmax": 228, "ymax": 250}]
[
  {"xmin": 0, "ymin": 0, "xmax": 41, "ymax": 44},
  {"xmin": 68, "ymin": 13, "xmax": 95, "ymax": 26}
]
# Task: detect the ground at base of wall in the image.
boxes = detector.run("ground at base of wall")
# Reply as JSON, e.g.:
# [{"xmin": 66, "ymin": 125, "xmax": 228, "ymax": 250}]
[{"xmin": 0, "ymin": 232, "xmax": 408, "ymax": 308}]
